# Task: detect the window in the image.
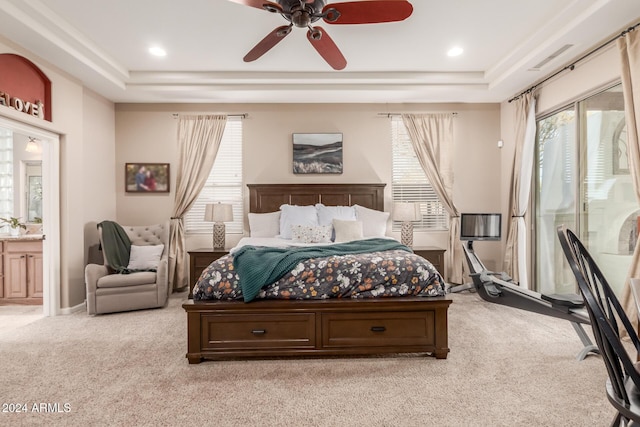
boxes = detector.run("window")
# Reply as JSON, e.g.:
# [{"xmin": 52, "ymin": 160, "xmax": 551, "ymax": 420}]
[
  {"xmin": 185, "ymin": 117, "xmax": 243, "ymax": 234},
  {"xmin": 0, "ymin": 128, "xmax": 12, "ymax": 220},
  {"xmin": 535, "ymin": 84, "xmax": 635, "ymax": 296},
  {"xmin": 391, "ymin": 117, "xmax": 448, "ymax": 231}
]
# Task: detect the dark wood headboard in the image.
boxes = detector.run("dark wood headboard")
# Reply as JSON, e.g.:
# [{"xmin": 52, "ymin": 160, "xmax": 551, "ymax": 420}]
[{"xmin": 248, "ymin": 184, "xmax": 385, "ymax": 213}]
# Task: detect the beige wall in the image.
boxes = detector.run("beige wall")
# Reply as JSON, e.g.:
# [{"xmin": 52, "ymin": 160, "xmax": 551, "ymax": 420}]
[
  {"xmin": 0, "ymin": 28, "xmax": 626, "ymax": 309},
  {"xmin": 82, "ymin": 88, "xmax": 117, "ymax": 264},
  {"xmin": 115, "ymin": 102, "xmax": 503, "ymax": 272},
  {"xmin": 0, "ymin": 36, "xmax": 116, "ymax": 309},
  {"xmin": 536, "ymin": 46, "xmax": 620, "ymax": 116},
  {"xmin": 114, "ymin": 107, "xmax": 179, "ymax": 226}
]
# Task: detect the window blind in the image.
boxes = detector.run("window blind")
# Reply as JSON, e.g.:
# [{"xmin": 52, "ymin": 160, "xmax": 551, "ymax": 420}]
[
  {"xmin": 391, "ymin": 118, "xmax": 448, "ymax": 231},
  {"xmin": 185, "ymin": 118, "xmax": 243, "ymax": 234}
]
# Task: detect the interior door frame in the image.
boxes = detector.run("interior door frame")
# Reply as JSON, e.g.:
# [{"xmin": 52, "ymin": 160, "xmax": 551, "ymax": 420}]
[{"xmin": 0, "ymin": 116, "xmax": 60, "ymax": 316}]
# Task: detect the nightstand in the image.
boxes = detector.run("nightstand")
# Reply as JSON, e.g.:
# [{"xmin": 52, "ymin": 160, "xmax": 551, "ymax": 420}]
[
  {"xmin": 412, "ymin": 247, "xmax": 446, "ymax": 275},
  {"xmin": 188, "ymin": 248, "xmax": 229, "ymax": 298}
]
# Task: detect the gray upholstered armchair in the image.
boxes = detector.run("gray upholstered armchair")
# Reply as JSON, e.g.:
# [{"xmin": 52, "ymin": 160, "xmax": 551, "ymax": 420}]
[{"xmin": 85, "ymin": 222, "xmax": 169, "ymax": 315}]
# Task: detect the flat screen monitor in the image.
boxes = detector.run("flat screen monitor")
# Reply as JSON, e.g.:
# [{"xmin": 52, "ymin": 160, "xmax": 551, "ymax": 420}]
[{"xmin": 460, "ymin": 213, "xmax": 501, "ymax": 241}]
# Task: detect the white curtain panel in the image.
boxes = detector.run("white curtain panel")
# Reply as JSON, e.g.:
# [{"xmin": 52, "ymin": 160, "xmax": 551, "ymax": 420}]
[
  {"xmin": 617, "ymin": 29, "xmax": 640, "ymax": 321},
  {"xmin": 168, "ymin": 115, "xmax": 227, "ymax": 292},
  {"xmin": 401, "ymin": 113, "xmax": 463, "ymax": 284},
  {"xmin": 504, "ymin": 93, "xmax": 536, "ymax": 289}
]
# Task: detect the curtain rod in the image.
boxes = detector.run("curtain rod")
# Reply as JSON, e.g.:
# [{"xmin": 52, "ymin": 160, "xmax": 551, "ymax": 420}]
[
  {"xmin": 378, "ymin": 112, "xmax": 457, "ymax": 117},
  {"xmin": 172, "ymin": 113, "xmax": 248, "ymax": 119},
  {"xmin": 508, "ymin": 21, "xmax": 640, "ymax": 103}
]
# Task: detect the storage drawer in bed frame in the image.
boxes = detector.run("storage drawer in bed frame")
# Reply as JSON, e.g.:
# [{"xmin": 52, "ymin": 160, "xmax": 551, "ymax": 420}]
[
  {"xmin": 201, "ymin": 312, "xmax": 315, "ymax": 350},
  {"xmin": 321, "ymin": 311, "xmax": 436, "ymax": 348},
  {"xmin": 183, "ymin": 297, "xmax": 451, "ymax": 363}
]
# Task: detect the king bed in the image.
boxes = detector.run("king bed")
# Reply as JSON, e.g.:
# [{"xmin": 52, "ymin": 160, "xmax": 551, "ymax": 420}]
[{"xmin": 183, "ymin": 183, "xmax": 452, "ymax": 363}]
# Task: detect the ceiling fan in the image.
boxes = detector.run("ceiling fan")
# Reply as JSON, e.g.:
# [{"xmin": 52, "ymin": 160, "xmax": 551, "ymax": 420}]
[{"xmin": 228, "ymin": 0, "xmax": 414, "ymax": 70}]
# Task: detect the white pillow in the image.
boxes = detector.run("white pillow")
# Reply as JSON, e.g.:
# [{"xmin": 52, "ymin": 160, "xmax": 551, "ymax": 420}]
[
  {"xmin": 279, "ymin": 204, "xmax": 319, "ymax": 239},
  {"xmin": 354, "ymin": 205, "xmax": 390, "ymax": 237},
  {"xmin": 333, "ymin": 219, "xmax": 364, "ymax": 242},
  {"xmin": 315, "ymin": 203, "xmax": 357, "ymax": 226},
  {"xmin": 248, "ymin": 211, "xmax": 280, "ymax": 237},
  {"xmin": 127, "ymin": 244, "xmax": 164, "ymax": 270},
  {"xmin": 291, "ymin": 224, "xmax": 332, "ymax": 243}
]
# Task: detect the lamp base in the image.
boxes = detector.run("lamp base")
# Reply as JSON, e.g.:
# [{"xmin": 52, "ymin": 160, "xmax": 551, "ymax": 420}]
[
  {"xmin": 401, "ymin": 222, "xmax": 414, "ymax": 248},
  {"xmin": 213, "ymin": 222, "xmax": 226, "ymax": 250}
]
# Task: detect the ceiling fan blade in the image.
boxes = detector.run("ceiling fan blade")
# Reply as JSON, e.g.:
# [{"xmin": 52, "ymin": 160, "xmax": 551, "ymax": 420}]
[
  {"xmin": 322, "ymin": 1, "xmax": 413, "ymax": 24},
  {"xmin": 307, "ymin": 26, "xmax": 347, "ymax": 70},
  {"xmin": 243, "ymin": 25, "xmax": 292, "ymax": 62},
  {"xmin": 227, "ymin": 0, "xmax": 282, "ymax": 13}
]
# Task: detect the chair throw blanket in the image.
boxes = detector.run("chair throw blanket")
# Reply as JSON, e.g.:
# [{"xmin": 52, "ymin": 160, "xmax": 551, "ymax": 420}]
[
  {"xmin": 98, "ymin": 221, "xmax": 132, "ymax": 274},
  {"xmin": 233, "ymin": 238, "xmax": 411, "ymax": 302}
]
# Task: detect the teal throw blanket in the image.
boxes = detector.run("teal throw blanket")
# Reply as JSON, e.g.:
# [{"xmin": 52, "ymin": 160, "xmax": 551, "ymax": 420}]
[
  {"xmin": 99, "ymin": 220, "xmax": 132, "ymax": 274},
  {"xmin": 233, "ymin": 238, "xmax": 411, "ymax": 302}
]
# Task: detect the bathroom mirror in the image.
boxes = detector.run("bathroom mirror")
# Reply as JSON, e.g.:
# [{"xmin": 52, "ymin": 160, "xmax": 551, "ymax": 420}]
[{"xmin": 25, "ymin": 162, "xmax": 42, "ymax": 222}]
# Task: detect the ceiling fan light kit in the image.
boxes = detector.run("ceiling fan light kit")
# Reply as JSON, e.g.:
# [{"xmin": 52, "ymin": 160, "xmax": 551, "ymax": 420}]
[{"xmin": 230, "ymin": 0, "xmax": 413, "ymax": 70}]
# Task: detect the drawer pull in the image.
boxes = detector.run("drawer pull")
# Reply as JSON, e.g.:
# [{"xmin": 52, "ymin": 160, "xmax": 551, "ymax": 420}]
[
  {"xmin": 251, "ymin": 329, "xmax": 266, "ymax": 335},
  {"xmin": 371, "ymin": 326, "xmax": 386, "ymax": 332}
]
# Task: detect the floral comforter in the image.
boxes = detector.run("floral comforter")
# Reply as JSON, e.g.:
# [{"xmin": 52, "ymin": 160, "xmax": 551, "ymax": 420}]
[{"xmin": 192, "ymin": 248, "xmax": 445, "ymax": 301}]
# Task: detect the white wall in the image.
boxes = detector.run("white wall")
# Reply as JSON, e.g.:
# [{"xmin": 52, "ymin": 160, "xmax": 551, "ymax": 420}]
[
  {"xmin": 115, "ymin": 102, "xmax": 503, "ymax": 272},
  {"xmin": 0, "ymin": 36, "xmax": 116, "ymax": 309}
]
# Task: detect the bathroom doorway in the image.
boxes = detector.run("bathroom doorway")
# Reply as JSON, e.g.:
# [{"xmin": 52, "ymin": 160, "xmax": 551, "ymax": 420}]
[{"xmin": 0, "ymin": 116, "xmax": 60, "ymax": 316}]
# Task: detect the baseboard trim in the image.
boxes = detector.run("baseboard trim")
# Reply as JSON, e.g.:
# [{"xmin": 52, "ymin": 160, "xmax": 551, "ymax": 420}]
[{"xmin": 59, "ymin": 301, "xmax": 86, "ymax": 315}]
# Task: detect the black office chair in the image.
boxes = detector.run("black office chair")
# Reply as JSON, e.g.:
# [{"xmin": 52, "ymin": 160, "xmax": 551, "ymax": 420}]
[{"xmin": 557, "ymin": 226, "xmax": 640, "ymax": 426}]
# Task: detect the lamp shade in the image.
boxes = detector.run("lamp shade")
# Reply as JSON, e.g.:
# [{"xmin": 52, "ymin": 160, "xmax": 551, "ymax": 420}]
[
  {"xmin": 25, "ymin": 137, "xmax": 40, "ymax": 153},
  {"xmin": 392, "ymin": 202, "xmax": 421, "ymax": 222},
  {"xmin": 204, "ymin": 203, "xmax": 233, "ymax": 222}
]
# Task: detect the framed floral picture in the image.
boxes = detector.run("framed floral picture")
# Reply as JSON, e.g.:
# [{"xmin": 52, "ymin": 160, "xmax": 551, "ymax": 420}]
[{"xmin": 125, "ymin": 163, "xmax": 170, "ymax": 193}]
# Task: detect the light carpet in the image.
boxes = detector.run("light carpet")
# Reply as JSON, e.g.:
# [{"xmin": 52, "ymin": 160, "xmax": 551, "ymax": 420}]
[
  {"xmin": 0, "ymin": 305, "xmax": 43, "ymax": 333},
  {"xmin": 0, "ymin": 291, "xmax": 611, "ymax": 426}
]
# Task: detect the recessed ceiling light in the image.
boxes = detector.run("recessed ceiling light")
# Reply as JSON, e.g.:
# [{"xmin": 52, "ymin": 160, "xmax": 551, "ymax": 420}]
[
  {"xmin": 447, "ymin": 46, "xmax": 464, "ymax": 57},
  {"xmin": 149, "ymin": 46, "xmax": 167, "ymax": 57}
]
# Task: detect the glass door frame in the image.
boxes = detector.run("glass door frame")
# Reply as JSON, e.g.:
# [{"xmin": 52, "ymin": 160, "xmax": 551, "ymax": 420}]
[
  {"xmin": 532, "ymin": 82, "xmax": 624, "ymax": 294},
  {"xmin": 532, "ymin": 103, "xmax": 580, "ymax": 294}
]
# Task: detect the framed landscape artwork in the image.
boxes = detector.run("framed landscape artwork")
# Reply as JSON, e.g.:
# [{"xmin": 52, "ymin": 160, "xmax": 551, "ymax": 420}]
[
  {"xmin": 293, "ymin": 133, "xmax": 343, "ymax": 174},
  {"xmin": 125, "ymin": 163, "xmax": 170, "ymax": 193}
]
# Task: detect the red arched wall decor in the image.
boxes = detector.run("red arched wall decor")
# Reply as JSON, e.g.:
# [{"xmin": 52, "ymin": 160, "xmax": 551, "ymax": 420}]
[{"xmin": 0, "ymin": 53, "xmax": 52, "ymax": 121}]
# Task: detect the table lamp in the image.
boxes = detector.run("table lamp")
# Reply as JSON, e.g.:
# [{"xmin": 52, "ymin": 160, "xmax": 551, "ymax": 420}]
[
  {"xmin": 204, "ymin": 203, "xmax": 233, "ymax": 249},
  {"xmin": 393, "ymin": 202, "xmax": 421, "ymax": 247}
]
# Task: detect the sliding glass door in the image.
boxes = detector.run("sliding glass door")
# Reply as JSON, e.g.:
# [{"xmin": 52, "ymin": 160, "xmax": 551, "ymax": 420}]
[
  {"xmin": 535, "ymin": 85, "xmax": 637, "ymax": 296},
  {"xmin": 536, "ymin": 106, "xmax": 576, "ymax": 294}
]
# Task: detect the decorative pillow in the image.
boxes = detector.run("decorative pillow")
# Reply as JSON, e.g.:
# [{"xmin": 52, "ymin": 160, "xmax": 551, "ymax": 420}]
[
  {"xmin": 354, "ymin": 204, "xmax": 390, "ymax": 237},
  {"xmin": 279, "ymin": 204, "xmax": 319, "ymax": 239},
  {"xmin": 315, "ymin": 203, "xmax": 357, "ymax": 226},
  {"xmin": 127, "ymin": 244, "xmax": 164, "ymax": 270},
  {"xmin": 333, "ymin": 219, "xmax": 364, "ymax": 243},
  {"xmin": 248, "ymin": 211, "xmax": 281, "ymax": 237},
  {"xmin": 291, "ymin": 224, "xmax": 332, "ymax": 243}
]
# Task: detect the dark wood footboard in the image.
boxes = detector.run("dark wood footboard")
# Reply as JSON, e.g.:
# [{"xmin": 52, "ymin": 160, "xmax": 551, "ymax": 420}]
[{"xmin": 183, "ymin": 297, "xmax": 451, "ymax": 363}]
